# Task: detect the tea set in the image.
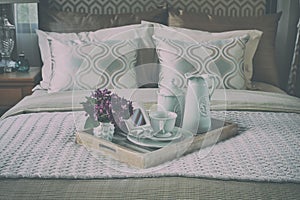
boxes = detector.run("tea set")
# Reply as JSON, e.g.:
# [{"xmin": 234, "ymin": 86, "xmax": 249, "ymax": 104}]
[{"xmin": 124, "ymin": 72, "xmax": 217, "ymax": 148}]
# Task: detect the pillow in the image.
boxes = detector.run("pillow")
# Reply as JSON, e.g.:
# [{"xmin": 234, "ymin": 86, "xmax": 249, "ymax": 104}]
[
  {"xmin": 83, "ymin": 23, "xmax": 155, "ymax": 48},
  {"xmin": 36, "ymin": 30, "xmax": 81, "ymax": 90},
  {"xmin": 48, "ymin": 38, "xmax": 138, "ymax": 93},
  {"xmin": 36, "ymin": 23, "xmax": 154, "ymax": 90},
  {"xmin": 38, "ymin": 5, "xmax": 168, "ymax": 33},
  {"xmin": 153, "ymin": 34, "xmax": 250, "ymax": 90},
  {"xmin": 142, "ymin": 21, "xmax": 262, "ymax": 87},
  {"xmin": 84, "ymin": 24, "xmax": 159, "ymax": 88},
  {"xmin": 168, "ymin": 10, "xmax": 282, "ymax": 87}
]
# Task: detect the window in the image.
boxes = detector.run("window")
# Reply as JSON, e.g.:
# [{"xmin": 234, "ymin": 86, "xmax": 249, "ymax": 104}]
[
  {"xmin": 14, "ymin": 3, "xmax": 40, "ymax": 66},
  {"xmin": 15, "ymin": 3, "xmax": 38, "ymax": 25}
]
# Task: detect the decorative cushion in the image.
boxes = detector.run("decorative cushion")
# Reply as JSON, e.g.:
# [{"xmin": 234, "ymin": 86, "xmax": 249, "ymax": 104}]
[
  {"xmin": 84, "ymin": 24, "xmax": 159, "ymax": 88},
  {"xmin": 168, "ymin": 10, "xmax": 282, "ymax": 86},
  {"xmin": 48, "ymin": 38, "xmax": 138, "ymax": 93},
  {"xmin": 153, "ymin": 35, "xmax": 249, "ymax": 90},
  {"xmin": 142, "ymin": 21, "xmax": 262, "ymax": 87},
  {"xmin": 36, "ymin": 23, "xmax": 153, "ymax": 90}
]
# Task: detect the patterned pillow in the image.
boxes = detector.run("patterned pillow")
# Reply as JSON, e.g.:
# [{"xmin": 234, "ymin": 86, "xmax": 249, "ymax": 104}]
[
  {"xmin": 142, "ymin": 21, "xmax": 262, "ymax": 88},
  {"xmin": 153, "ymin": 35, "xmax": 249, "ymax": 89},
  {"xmin": 48, "ymin": 38, "xmax": 138, "ymax": 93},
  {"xmin": 167, "ymin": 11, "xmax": 282, "ymax": 87},
  {"xmin": 36, "ymin": 23, "xmax": 153, "ymax": 90}
]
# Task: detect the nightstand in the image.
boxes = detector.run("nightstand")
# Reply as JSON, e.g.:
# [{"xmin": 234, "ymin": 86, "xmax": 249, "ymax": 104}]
[{"xmin": 0, "ymin": 67, "xmax": 41, "ymax": 116}]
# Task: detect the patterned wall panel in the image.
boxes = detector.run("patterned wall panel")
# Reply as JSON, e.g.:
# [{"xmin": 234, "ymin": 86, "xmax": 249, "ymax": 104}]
[
  {"xmin": 46, "ymin": 0, "xmax": 271, "ymax": 16},
  {"xmin": 47, "ymin": 0, "xmax": 166, "ymax": 14},
  {"xmin": 166, "ymin": 0, "xmax": 267, "ymax": 16}
]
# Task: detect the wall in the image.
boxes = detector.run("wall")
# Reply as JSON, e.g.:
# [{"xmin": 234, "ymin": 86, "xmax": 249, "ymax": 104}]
[{"xmin": 46, "ymin": 0, "xmax": 268, "ymax": 16}]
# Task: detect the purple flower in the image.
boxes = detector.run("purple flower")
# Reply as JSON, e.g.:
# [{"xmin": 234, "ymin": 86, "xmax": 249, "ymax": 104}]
[{"xmin": 81, "ymin": 88, "xmax": 134, "ymax": 130}]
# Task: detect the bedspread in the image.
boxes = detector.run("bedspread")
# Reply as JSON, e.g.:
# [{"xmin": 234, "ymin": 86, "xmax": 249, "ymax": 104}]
[
  {"xmin": 0, "ymin": 89, "xmax": 299, "ymax": 183},
  {"xmin": 2, "ymin": 89, "xmax": 300, "ymax": 119}
]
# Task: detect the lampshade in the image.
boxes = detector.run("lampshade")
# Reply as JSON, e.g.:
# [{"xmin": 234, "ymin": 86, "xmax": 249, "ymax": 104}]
[{"xmin": 0, "ymin": 0, "xmax": 39, "ymax": 4}]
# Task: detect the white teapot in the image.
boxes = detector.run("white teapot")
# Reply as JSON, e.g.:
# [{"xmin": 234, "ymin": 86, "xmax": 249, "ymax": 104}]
[{"xmin": 182, "ymin": 73, "xmax": 217, "ymax": 134}]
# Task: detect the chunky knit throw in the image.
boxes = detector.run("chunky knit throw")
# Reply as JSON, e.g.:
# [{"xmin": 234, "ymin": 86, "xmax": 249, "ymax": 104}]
[{"xmin": 0, "ymin": 110, "xmax": 299, "ymax": 183}]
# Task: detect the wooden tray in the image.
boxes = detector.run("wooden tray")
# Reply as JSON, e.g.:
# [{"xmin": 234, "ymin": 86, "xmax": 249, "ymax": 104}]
[{"xmin": 76, "ymin": 118, "xmax": 238, "ymax": 168}]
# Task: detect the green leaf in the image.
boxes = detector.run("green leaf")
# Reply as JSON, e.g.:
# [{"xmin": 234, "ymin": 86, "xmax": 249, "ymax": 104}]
[
  {"xmin": 86, "ymin": 96, "xmax": 96, "ymax": 103},
  {"xmin": 84, "ymin": 117, "xmax": 99, "ymax": 130}
]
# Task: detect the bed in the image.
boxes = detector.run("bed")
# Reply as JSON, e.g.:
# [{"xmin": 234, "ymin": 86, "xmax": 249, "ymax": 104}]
[{"xmin": 1, "ymin": 0, "xmax": 300, "ymax": 199}]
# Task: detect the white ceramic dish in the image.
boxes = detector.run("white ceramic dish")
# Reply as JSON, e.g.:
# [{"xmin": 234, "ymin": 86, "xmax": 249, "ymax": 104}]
[{"xmin": 127, "ymin": 127, "xmax": 192, "ymax": 148}]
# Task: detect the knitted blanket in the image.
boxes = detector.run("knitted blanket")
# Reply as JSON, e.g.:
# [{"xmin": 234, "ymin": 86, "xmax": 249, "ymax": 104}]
[{"xmin": 0, "ymin": 89, "xmax": 299, "ymax": 182}]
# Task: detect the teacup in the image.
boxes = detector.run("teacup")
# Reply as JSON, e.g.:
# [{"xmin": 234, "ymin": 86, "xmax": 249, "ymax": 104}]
[{"xmin": 149, "ymin": 111, "xmax": 177, "ymax": 135}]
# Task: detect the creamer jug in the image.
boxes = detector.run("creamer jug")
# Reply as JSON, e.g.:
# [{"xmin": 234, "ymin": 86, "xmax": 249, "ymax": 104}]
[{"xmin": 157, "ymin": 79, "xmax": 185, "ymax": 127}]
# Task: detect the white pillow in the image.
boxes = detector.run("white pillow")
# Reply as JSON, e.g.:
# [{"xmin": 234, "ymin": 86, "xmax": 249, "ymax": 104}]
[
  {"xmin": 36, "ymin": 23, "xmax": 154, "ymax": 90},
  {"xmin": 36, "ymin": 30, "xmax": 81, "ymax": 90},
  {"xmin": 83, "ymin": 23, "xmax": 155, "ymax": 48},
  {"xmin": 142, "ymin": 21, "xmax": 262, "ymax": 87},
  {"xmin": 153, "ymin": 35, "xmax": 250, "ymax": 90},
  {"xmin": 48, "ymin": 37, "xmax": 138, "ymax": 93}
]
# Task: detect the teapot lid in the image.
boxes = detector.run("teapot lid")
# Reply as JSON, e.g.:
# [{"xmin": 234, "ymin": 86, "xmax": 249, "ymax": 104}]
[{"xmin": 159, "ymin": 79, "xmax": 184, "ymax": 96}]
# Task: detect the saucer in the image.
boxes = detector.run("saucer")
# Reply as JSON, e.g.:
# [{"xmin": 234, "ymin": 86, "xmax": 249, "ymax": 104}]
[
  {"xmin": 151, "ymin": 130, "xmax": 182, "ymax": 141},
  {"xmin": 127, "ymin": 127, "xmax": 191, "ymax": 148}
]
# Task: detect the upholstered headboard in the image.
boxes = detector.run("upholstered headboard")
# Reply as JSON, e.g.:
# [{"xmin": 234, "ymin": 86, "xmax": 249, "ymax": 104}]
[{"xmin": 44, "ymin": 0, "xmax": 276, "ymax": 16}]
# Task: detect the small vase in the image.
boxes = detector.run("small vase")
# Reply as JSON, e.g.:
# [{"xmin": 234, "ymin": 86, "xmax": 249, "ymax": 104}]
[
  {"xmin": 93, "ymin": 122, "xmax": 115, "ymax": 141},
  {"xmin": 16, "ymin": 52, "xmax": 30, "ymax": 72}
]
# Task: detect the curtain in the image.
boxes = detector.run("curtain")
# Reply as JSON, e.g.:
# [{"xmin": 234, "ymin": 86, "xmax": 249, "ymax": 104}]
[
  {"xmin": 286, "ymin": 0, "xmax": 300, "ymax": 96},
  {"xmin": 287, "ymin": 18, "xmax": 300, "ymax": 96}
]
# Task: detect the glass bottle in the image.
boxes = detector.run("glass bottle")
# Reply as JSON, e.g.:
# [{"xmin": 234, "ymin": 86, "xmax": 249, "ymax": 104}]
[{"xmin": 16, "ymin": 52, "xmax": 30, "ymax": 72}]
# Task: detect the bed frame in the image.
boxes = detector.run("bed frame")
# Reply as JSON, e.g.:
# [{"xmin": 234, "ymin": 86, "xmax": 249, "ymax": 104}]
[{"xmin": 1, "ymin": 177, "xmax": 299, "ymax": 199}]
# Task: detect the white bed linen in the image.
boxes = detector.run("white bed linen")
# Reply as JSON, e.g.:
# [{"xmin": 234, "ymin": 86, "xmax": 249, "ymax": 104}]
[{"xmin": 2, "ymin": 88, "xmax": 299, "ymax": 120}]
